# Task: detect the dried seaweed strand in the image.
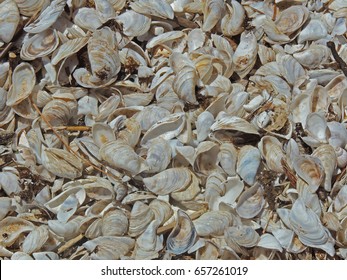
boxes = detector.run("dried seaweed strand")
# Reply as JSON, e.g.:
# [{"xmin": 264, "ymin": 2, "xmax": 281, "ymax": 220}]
[{"xmin": 327, "ymin": 41, "xmax": 347, "ymax": 77}]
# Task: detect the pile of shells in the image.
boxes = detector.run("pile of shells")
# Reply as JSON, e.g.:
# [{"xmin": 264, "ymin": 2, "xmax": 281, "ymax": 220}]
[{"xmin": 1, "ymin": 0, "xmax": 347, "ymax": 260}]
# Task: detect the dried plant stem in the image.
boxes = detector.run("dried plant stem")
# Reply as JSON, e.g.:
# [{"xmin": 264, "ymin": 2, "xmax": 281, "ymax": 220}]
[
  {"xmin": 327, "ymin": 41, "xmax": 347, "ymax": 77},
  {"xmin": 46, "ymin": 126, "xmax": 91, "ymax": 132}
]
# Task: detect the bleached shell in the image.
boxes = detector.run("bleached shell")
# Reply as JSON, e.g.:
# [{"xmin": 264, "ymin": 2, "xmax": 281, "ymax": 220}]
[
  {"xmin": 146, "ymin": 31, "xmax": 185, "ymax": 49},
  {"xmin": 297, "ymin": 19, "xmax": 328, "ymax": 44},
  {"xmin": 292, "ymin": 155, "xmax": 325, "ymax": 192},
  {"xmin": 145, "ymin": 138, "xmax": 171, "ymax": 173},
  {"xmin": 211, "ymin": 116, "xmax": 259, "ymax": 136},
  {"xmin": 48, "ymin": 217, "xmax": 83, "ymax": 240},
  {"xmin": 0, "ymin": 217, "xmax": 35, "ymax": 247},
  {"xmin": 221, "ymin": 1, "xmax": 245, "ymax": 36},
  {"xmin": 22, "ymin": 226, "xmax": 49, "ymax": 254},
  {"xmin": 334, "ymin": 185, "xmax": 347, "ymax": 212},
  {"xmin": 141, "ymin": 113, "xmax": 185, "ymax": 144},
  {"xmin": 237, "ymin": 145, "xmax": 261, "ymax": 186},
  {"xmin": 337, "ymin": 217, "xmax": 347, "ymax": 247},
  {"xmin": 99, "ymin": 140, "xmax": 147, "ymax": 175},
  {"xmin": 311, "ymin": 144, "xmax": 337, "ymax": 192},
  {"xmin": 14, "ymin": 0, "xmax": 45, "ymax": 16},
  {"xmin": 7, "ymin": 63, "xmax": 36, "ymax": 106},
  {"xmin": 225, "ymin": 225, "xmax": 260, "ymax": 248},
  {"xmin": 257, "ymin": 233, "xmax": 283, "ymax": 252},
  {"xmin": 258, "ymin": 136, "xmax": 285, "ymax": 173},
  {"xmin": 328, "ymin": 121, "xmax": 347, "ymax": 148},
  {"xmin": 20, "ymin": 29, "xmax": 59, "ymax": 61},
  {"xmin": 0, "ymin": 0, "xmax": 19, "ymax": 43},
  {"xmin": 202, "ymin": 0, "xmax": 225, "ymax": 32},
  {"xmin": 275, "ymin": 5, "xmax": 309, "ymax": 35},
  {"xmin": 92, "ymin": 123, "xmax": 115, "ymax": 148},
  {"xmin": 128, "ymin": 201, "xmax": 154, "ymax": 237},
  {"xmin": 73, "ymin": 27, "xmax": 121, "ymax": 88},
  {"xmin": 148, "ymin": 199, "xmax": 173, "ymax": 227},
  {"xmin": 101, "ymin": 210, "xmax": 128, "ymax": 236},
  {"xmin": 143, "ymin": 167, "xmax": 191, "ymax": 195},
  {"xmin": 289, "ymin": 198, "xmax": 335, "ymax": 256},
  {"xmin": 166, "ymin": 210, "xmax": 197, "ymax": 255},
  {"xmin": 0, "ymin": 62, "xmax": 9, "ymax": 87},
  {"xmin": 117, "ymin": 118, "xmax": 141, "ymax": 147},
  {"xmin": 293, "ymin": 45, "xmax": 331, "ymax": 69},
  {"xmin": 67, "ymin": 176, "xmax": 113, "ymax": 201},
  {"xmin": 24, "ymin": 0, "xmax": 66, "ymax": 34},
  {"xmin": 217, "ymin": 143, "xmax": 237, "ymax": 176},
  {"xmin": 193, "ymin": 211, "xmax": 232, "ymax": 237},
  {"xmin": 196, "ymin": 241, "xmax": 219, "ymax": 260},
  {"xmin": 0, "ymin": 198, "xmax": 12, "ymax": 221},
  {"xmin": 196, "ymin": 111, "xmax": 214, "ymax": 142},
  {"xmin": 170, "ymin": 171, "xmax": 200, "ymax": 201},
  {"xmin": 51, "ymin": 37, "xmax": 89, "ymax": 66},
  {"xmin": 135, "ymin": 105, "xmax": 170, "ymax": 132},
  {"xmin": 0, "ymin": 171, "xmax": 21, "ymax": 196},
  {"xmin": 41, "ymin": 99, "xmax": 72, "ymax": 130},
  {"xmin": 116, "ymin": 10, "xmax": 151, "ymax": 37},
  {"xmin": 83, "ymin": 236, "xmax": 135, "ymax": 260},
  {"xmin": 173, "ymin": 65, "xmax": 198, "ymax": 104},
  {"xmin": 73, "ymin": 7, "xmax": 103, "ymax": 31},
  {"xmin": 232, "ymin": 31, "xmax": 258, "ymax": 78},
  {"xmin": 276, "ymin": 53, "xmax": 306, "ymax": 86},
  {"xmin": 304, "ymin": 112, "xmax": 331, "ymax": 144},
  {"xmin": 236, "ymin": 183, "xmax": 265, "ymax": 219},
  {"xmin": 33, "ymin": 252, "xmax": 59, "ymax": 260},
  {"xmin": 133, "ymin": 220, "xmax": 163, "ymax": 259},
  {"xmin": 130, "ymin": 0, "xmax": 174, "ymax": 19},
  {"xmin": 41, "ymin": 147, "xmax": 83, "ymax": 179},
  {"xmin": 193, "ymin": 141, "xmax": 219, "ymax": 175}
]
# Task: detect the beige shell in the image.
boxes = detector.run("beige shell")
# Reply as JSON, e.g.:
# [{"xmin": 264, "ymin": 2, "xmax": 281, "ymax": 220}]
[
  {"xmin": 225, "ymin": 225, "xmax": 260, "ymax": 248},
  {"xmin": 143, "ymin": 167, "xmax": 192, "ymax": 195},
  {"xmin": 41, "ymin": 147, "xmax": 83, "ymax": 180},
  {"xmin": 232, "ymin": 31, "xmax": 258, "ymax": 78},
  {"xmin": 24, "ymin": 0, "xmax": 66, "ymax": 34},
  {"xmin": 0, "ymin": 217, "xmax": 35, "ymax": 247},
  {"xmin": 221, "ymin": 0, "xmax": 245, "ymax": 36},
  {"xmin": 116, "ymin": 10, "xmax": 151, "ymax": 37},
  {"xmin": 193, "ymin": 211, "xmax": 232, "ymax": 237},
  {"xmin": 236, "ymin": 183, "xmax": 265, "ymax": 219},
  {"xmin": 202, "ymin": 0, "xmax": 225, "ymax": 32},
  {"xmin": 258, "ymin": 136, "xmax": 285, "ymax": 173},
  {"xmin": 7, "ymin": 63, "xmax": 36, "ymax": 107},
  {"xmin": 130, "ymin": 0, "xmax": 174, "ymax": 19},
  {"xmin": 99, "ymin": 140, "xmax": 147, "ymax": 175},
  {"xmin": 0, "ymin": 0, "xmax": 20, "ymax": 43},
  {"xmin": 20, "ymin": 29, "xmax": 60, "ymax": 61},
  {"xmin": 311, "ymin": 144, "xmax": 337, "ymax": 192},
  {"xmin": 128, "ymin": 201, "xmax": 154, "ymax": 237}
]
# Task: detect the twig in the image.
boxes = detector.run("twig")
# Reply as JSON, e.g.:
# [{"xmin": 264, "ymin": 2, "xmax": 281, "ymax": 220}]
[
  {"xmin": 0, "ymin": 43, "xmax": 13, "ymax": 60},
  {"xmin": 46, "ymin": 126, "xmax": 91, "ymax": 132},
  {"xmin": 327, "ymin": 41, "xmax": 347, "ymax": 77}
]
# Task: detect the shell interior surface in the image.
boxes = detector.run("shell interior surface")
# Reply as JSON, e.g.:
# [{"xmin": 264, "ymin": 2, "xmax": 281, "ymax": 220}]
[{"xmin": 0, "ymin": 0, "xmax": 346, "ymax": 261}]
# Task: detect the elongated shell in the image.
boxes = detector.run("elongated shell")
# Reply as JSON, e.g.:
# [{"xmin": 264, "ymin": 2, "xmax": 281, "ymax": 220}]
[
  {"xmin": 20, "ymin": 29, "xmax": 59, "ymax": 61},
  {"xmin": 258, "ymin": 136, "xmax": 285, "ymax": 173},
  {"xmin": 236, "ymin": 183, "xmax": 265, "ymax": 219},
  {"xmin": 202, "ymin": 0, "xmax": 225, "ymax": 32},
  {"xmin": 237, "ymin": 145, "xmax": 261, "ymax": 186},
  {"xmin": 221, "ymin": 0, "xmax": 245, "ymax": 36},
  {"xmin": 0, "ymin": 0, "xmax": 20, "ymax": 43},
  {"xmin": 289, "ymin": 198, "xmax": 335, "ymax": 256},
  {"xmin": 292, "ymin": 155, "xmax": 325, "ymax": 192},
  {"xmin": 7, "ymin": 63, "xmax": 36, "ymax": 106},
  {"xmin": 143, "ymin": 167, "xmax": 191, "ymax": 195},
  {"xmin": 99, "ymin": 140, "xmax": 147, "ymax": 175},
  {"xmin": 129, "ymin": 201, "xmax": 154, "ymax": 237},
  {"xmin": 145, "ymin": 138, "xmax": 172, "ymax": 173},
  {"xmin": 24, "ymin": 0, "xmax": 66, "ymax": 34},
  {"xmin": 193, "ymin": 211, "xmax": 232, "ymax": 237},
  {"xmin": 232, "ymin": 31, "xmax": 258, "ymax": 78},
  {"xmin": 166, "ymin": 210, "xmax": 197, "ymax": 255},
  {"xmin": 311, "ymin": 144, "xmax": 337, "ymax": 191},
  {"xmin": 130, "ymin": 0, "xmax": 174, "ymax": 19}
]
